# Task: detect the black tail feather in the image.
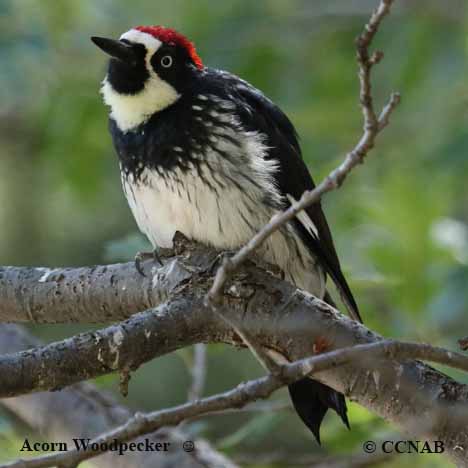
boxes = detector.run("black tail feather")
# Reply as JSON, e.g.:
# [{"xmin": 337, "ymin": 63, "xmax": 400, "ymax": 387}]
[{"xmin": 288, "ymin": 378, "xmax": 349, "ymax": 444}]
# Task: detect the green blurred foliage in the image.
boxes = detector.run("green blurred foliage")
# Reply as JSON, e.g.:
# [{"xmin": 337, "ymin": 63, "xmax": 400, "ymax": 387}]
[{"xmin": 0, "ymin": 0, "xmax": 467, "ymax": 466}]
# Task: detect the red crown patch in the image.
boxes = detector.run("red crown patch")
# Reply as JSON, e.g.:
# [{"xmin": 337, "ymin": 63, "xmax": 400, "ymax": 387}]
[{"xmin": 135, "ymin": 25, "xmax": 203, "ymax": 70}]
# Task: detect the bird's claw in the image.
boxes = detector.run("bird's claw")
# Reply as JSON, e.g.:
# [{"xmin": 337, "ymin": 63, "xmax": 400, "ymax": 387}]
[
  {"xmin": 208, "ymin": 250, "xmax": 237, "ymax": 275},
  {"xmin": 134, "ymin": 249, "xmax": 163, "ymax": 277}
]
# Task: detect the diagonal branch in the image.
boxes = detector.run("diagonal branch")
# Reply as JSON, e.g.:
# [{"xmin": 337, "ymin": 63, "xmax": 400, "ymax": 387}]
[{"xmin": 207, "ymin": 0, "xmax": 400, "ymax": 305}]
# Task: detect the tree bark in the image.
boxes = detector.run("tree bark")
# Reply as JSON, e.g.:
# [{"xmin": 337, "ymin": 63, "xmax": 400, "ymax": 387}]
[
  {"xmin": 0, "ymin": 240, "xmax": 467, "ymax": 464},
  {"xmin": 0, "ymin": 324, "xmax": 238, "ymax": 468}
]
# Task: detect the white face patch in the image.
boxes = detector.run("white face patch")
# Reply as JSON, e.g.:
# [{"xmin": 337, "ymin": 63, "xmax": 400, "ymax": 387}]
[
  {"xmin": 100, "ymin": 29, "xmax": 181, "ymax": 132},
  {"xmin": 120, "ymin": 29, "xmax": 161, "ymax": 54}
]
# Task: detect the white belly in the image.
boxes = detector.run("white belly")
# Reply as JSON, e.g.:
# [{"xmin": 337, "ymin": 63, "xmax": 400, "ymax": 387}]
[
  {"xmin": 122, "ymin": 164, "xmax": 326, "ymax": 298},
  {"xmin": 122, "ymin": 165, "xmax": 262, "ymax": 249}
]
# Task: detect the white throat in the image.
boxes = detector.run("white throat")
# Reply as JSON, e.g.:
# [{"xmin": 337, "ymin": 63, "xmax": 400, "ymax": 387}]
[{"xmin": 100, "ymin": 29, "xmax": 181, "ymax": 132}]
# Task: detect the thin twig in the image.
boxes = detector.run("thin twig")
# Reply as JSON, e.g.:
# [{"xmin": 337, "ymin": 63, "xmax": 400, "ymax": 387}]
[
  {"xmin": 206, "ymin": 0, "xmax": 400, "ymax": 305},
  {"xmin": 4, "ymin": 339, "xmax": 468, "ymax": 468},
  {"xmin": 192, "ymin": 399, "xmax": 292, "ymax": 418},
  {"xmin": 187, "ymin": 343, "xmax": 207, "ymax": 401},
  {"xmin": 213, "ymin": 308, "xmax": 283, "ymax": 373}
]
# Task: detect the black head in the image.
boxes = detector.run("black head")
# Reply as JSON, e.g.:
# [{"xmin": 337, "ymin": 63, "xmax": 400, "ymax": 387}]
[{"xmin": 92, "ymin": 26, "xmax": 204, "ymax": 131}]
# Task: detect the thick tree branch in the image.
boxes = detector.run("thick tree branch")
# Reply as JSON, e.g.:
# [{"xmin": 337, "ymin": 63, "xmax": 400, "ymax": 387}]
[
  {"xmin": 0, "ymin": 235, "xmax": 220, "ymax": 323},
  {"xmin": 0, "ymin": 325, "xmax": 238, "ymax": 468},
  {"xmin": 0, "ymin": 259, "xmax": 184, "ymax": 323},
  {"xmin": 0, "ymin": 254, "xmax": 468, "ymax": 464}
]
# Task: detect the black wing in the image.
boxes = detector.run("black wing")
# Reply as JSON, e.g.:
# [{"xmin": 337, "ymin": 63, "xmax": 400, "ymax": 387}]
[{"xmin": 214, "ymin": 70, "xmax": 361, "ymax": 322}]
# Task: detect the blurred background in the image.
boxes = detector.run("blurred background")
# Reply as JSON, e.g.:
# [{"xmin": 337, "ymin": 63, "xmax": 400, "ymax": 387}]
[{"xmin": 1, "ymin": 0, "xmax": 467, "ymax": 466}]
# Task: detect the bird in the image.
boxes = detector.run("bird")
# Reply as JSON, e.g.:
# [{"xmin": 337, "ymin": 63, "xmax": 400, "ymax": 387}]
[{"xmin": 91, "ymin": 25, "xmax": 362, "ymax": 444}]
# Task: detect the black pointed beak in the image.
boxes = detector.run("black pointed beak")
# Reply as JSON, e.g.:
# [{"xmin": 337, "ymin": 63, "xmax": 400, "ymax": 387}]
[{"xmin": 91, "ymin": 36, "xmax": 138, "ymax": 66}]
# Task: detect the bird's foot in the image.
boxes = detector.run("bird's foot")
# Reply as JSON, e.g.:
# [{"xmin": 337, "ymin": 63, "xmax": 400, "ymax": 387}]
[
  {"xmin": 134, "ymin": 249, "xmax": 163, "ymax": 277},
  {"xmin": 208, "ymin": 249, "xmax": 238, "ymax": 275}
]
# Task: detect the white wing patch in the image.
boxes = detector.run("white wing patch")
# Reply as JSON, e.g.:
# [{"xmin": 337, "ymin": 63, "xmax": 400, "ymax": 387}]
[{"xmin": 286, "ymin": 194, "xmax": 319, "ymax": 238}]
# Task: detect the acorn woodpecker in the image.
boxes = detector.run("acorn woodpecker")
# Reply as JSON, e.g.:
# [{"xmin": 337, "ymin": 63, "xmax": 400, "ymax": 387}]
[{"xmin": 92, "ymin": 26, "xmax": 362, "ymax": 444}]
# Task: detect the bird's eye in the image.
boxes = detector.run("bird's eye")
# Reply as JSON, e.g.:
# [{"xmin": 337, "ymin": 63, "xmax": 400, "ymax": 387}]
[{"xmin": 161, "ymin": 55, "xmax": 173, "ymax": 68}]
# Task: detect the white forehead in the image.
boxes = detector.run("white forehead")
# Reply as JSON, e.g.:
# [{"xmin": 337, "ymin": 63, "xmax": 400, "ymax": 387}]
[{"xmin": 119, "ymin": 29, "xmax": 162, "ymax": 54}]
